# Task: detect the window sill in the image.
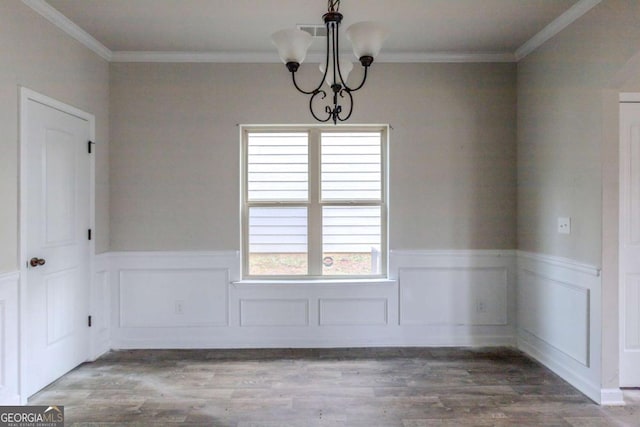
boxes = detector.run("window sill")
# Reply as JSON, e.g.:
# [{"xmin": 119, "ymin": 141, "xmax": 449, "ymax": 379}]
[{"xmin": 232, "ymin": 278, "xmax": 396, "ymax": 287}]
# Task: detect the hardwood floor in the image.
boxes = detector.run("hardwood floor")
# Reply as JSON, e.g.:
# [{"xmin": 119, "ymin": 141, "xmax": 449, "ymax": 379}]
[{"xmin": 29, "ymin": 347, "xmax": 640, "ymax": 426}]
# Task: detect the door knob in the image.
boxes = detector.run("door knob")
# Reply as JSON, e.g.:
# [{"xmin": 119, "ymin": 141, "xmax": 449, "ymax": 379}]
[{"xmin": 29, "ymin": 257, "xmax": 46, "ymax": 267}]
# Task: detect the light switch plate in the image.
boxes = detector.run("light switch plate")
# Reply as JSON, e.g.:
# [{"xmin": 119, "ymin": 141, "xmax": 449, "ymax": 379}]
[{"xmin": 558, "ymin": 217, "xmax": 571, "ymax": 234}]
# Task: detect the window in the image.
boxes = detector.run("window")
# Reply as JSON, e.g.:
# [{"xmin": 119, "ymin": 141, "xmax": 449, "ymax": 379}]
[{"xmin": 241, "ymin": 126, "xmax": 388, "ymax": 279}]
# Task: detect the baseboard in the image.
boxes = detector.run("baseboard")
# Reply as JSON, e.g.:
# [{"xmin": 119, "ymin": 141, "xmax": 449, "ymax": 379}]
[
  {"xmin": 112, "ymin": 330, "xmax": 516, "ymax": 350},
  {"xmin": 518, "ymin": 334, "xmax": 600, "ymax": 403},
  {"xmin": 600, "ymin": 388, "xmax": 625, "ymax": 406}
]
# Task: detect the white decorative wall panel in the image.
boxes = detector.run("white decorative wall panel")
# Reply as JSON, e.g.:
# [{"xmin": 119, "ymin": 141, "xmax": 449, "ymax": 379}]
[
  {"xmin": 516, "ymin": 252, "xmax": 601, "ymax": 404},
  {"xmin": 399, "ymin": 267, "xmax": 508, "ymax": 326},
  {"xmin": 240, "ymin": 299, "xmax": 309, "ymax": 327},
  {"xmin": 319, "ymin": 298, "xmax": 388, "ymax": 326},
  {"xmin": 230, "ymin": 280, "xmax": 397, "ymax": 331},
  {"xmin": 108, "ymin": 250, "xmax": 516, "ymax": 348},
  {"xmin": 519, "ymin": 269, "xmax": 589, "ymax": 365},
  {"xmin": 119, "ymin": 269, "xmax": 228, "ymax": 328},
  {"xmin": 0, "ymin": 272, "xmax": 20, "ymax": 405}
]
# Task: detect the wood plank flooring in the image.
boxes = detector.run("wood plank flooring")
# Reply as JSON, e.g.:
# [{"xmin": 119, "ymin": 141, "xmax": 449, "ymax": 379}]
[{"xmin": 29, "ymin": 347, "xmax": 640, "ymax": 426}]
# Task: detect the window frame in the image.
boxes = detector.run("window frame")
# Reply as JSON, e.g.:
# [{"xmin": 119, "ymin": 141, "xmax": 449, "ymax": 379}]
[{"xmin": 240, "ymin": 124, "xmax": 389, "ymax": 280}]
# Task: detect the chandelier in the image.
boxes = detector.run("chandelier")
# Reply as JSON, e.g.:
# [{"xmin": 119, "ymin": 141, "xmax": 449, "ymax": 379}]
[{"xmin": 271, "ymin": 0, "xmax": 388, "ymax": 124}]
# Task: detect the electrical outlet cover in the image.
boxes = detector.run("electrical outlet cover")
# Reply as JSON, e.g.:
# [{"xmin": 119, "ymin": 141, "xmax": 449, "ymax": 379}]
[{"xmin": 558, "ymin": 217, "xmax": 571, "ymax": 234}]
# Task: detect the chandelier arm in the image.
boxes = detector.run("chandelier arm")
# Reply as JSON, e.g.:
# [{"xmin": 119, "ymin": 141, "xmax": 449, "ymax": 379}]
[
  {"xmin": 310, "ymin": 90, "xmax": 333, "ymax": 122},
  {"xmin": 290, "ymin": 71, "xmax": 319, "ymax": 95},
  {"xmin": 345, "ymin": 65, "xmax": 369, "ymax": 92},
  {"xmin": 292, "ymin": 18, "xmax": 333, "ymax": 96},
  {"xmin": 336, "ymin": 89, "xmax": 354, "ymax": 122}
]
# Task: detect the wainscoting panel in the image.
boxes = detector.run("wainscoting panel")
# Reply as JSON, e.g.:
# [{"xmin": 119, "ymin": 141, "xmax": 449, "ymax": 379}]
[
  {"xmin": 517, "ymin": 252, "xmax": 602, "ymax": 403},
  {"xmin": 0, "ymin": 271, "xmax": 20, "ymax": 405},
  {"xmin": 319, "ymin": 298, "xmax": 388, "ymax": 326},
  {"xmin": 399, "ymin": 267, "xmax": 507, "ymax": 326},
  {"xmin": 392, "ymin": 250, "xmax": 516, "ymax": 346},
  {"xmin": 109, "ymin": 251, "xmax": 238, "ymax": 347},
  {"xmin": 240, "ymin": 299, "xmax": 309, "ymax": 327},
  {"xmin": 119, "ymin": 269, "xmax": 229, "ymax": 328},
  {"xmin": 108, "ymin": 250, "xmax": 516, "ymax": 348},
  {"xmin": 229, "ymin": 280, "xmax": 397, "ymax": 346},
  {"xmin": 519, "ymin": 269, "xmax": 589, "ymax": 366}
]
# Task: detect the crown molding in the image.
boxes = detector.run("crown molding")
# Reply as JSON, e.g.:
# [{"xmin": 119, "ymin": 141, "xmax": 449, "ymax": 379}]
[
  {"xmin": 111, "ymin": 51, "xmax": 280, "ymax": 63},
  {"xmin": 21, "ymin": 0, "xmax": 112, "ymax": 61},
  {"xmin": 376, "ymin": 52, "xmax": 515, "ymax": 63},
  {"xmin": 111, "ymin": 50, "xmax": 515, "ymax": 64},
  {"xmin": 26, "ymin": 0, "xmax": 594, "ymax": 65},
  {"xmin": 515, "ymin": 0, "xmax": 602, "ymax": 61}
]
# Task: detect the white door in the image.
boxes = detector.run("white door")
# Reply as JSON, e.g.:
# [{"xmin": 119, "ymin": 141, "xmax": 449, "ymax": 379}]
[
  {"xmin": 620, "ymin": 102, "xmax": 640, "ymax": 387},
  {"xmin": 23, "ymin": 96, "xmax": 91, "ymax": 397}
]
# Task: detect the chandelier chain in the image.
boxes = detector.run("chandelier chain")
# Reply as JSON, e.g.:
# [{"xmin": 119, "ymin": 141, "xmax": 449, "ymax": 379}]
[{"xmin": 328, "ymin": 0, "xmax": 340, "ymax": 12}]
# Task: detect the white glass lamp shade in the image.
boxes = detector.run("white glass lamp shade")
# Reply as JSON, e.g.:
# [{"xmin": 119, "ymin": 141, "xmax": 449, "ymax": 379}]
[
  {"xmin": 345, "ymin": 21, "xmax": 389, "ymax": 59},
  {"xmin": 271, "ymin": 28, "xmax": 313, "ymax": 64},
  {"xmin": 319, "ymin": 57, "xmax": 354, "ymax": 87}
]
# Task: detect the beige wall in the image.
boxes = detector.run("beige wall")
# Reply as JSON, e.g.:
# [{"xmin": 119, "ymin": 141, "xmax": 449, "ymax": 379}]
[
  {"xmin": 517, "ymin": 0, "xmax": 640, "ymax": 391},
  {"xmin": 109, "ymin": 62, "xmax": 516, "ymax": 251},
  {"xmin": 517, "ymin": 0, "xmax": 640, "ymax": 265},
  {"xmin": 0, "ymin": 1, "xmax": 110, "ymax": 273}
]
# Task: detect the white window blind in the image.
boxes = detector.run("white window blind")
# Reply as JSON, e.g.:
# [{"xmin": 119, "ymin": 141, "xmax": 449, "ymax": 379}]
[
  {"xmin": 321, "ymin": 132, "xmax": 382, "ymax": 201},
  {"xmin": 247, "ymin": 133, "xmax": 308, "ymax": 201}
]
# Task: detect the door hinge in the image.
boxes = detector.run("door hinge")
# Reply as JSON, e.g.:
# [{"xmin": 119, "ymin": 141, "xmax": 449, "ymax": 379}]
[
  {"xmin": 88, "ymin": 315, "xmax": 92, "ymax": 327},
  {"xmin": 88, "ymin": 229, "xmax": 92, "ymax": 240},
  {"xmin": 88, "ymin": 140, "xmax": 95, "ymax": 154}
]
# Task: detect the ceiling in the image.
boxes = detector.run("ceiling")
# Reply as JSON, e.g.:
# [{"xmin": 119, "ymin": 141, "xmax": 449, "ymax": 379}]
[{"xmin": 32, "ymin": 0, "xmax": 594, "ymax": 62}]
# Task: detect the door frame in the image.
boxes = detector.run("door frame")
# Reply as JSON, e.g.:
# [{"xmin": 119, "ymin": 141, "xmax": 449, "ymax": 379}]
[{"xmin": 18, "ymin": 87, "xmax": 96, "ymax": 403}]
